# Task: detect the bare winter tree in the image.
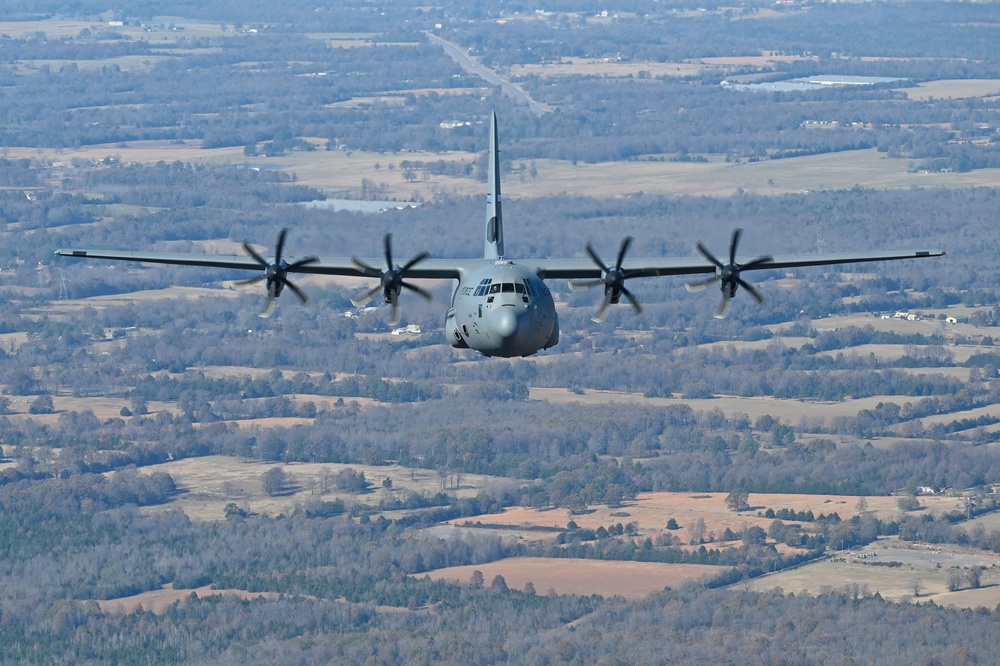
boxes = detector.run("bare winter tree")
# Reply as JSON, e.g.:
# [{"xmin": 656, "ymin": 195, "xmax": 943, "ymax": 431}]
[{"xmin": 688, "ymin": 516, "xmax": 707, "ymax": 545}]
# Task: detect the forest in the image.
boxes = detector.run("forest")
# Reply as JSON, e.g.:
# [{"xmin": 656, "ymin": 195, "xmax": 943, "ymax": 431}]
[{"xmin": 2, "ymin": 1, "xmax": 1000, "ymax": 663}]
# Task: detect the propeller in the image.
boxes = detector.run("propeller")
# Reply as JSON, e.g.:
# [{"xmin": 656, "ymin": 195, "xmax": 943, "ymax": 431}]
[
  {"xmin": 570, "ymin": 236, "xmax": 644, "ymax": 323},
  {"xmin": 350, "ymin": 233, "xmax": 431, "ymax": 325},
  {"xmin": 685, "ymin": 228, "xmax": 772, "ymax": 319},
  {"xmin": 235, "ymin": 228, "xmax": 318, "ymax": 318}
]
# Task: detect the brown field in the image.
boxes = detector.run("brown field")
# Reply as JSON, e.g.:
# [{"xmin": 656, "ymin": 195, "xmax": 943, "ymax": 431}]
[
  {"xmin": 422, "ymin": 557, "xmax": 720, "ymax": 598},
  {"xmin": 137, "ymin": 455, "xmax": 517, "ymax": 521},
  {"xmin": 453, "ymin": 491, "xmax": 966, "ymax": 546},
  {"xmin": 95, "ymin": 584, "xmax": 283, "ymax": 615},
  {"xmin": 747, "ymin": 538, "xmax": 1000, "ymax": 609}
]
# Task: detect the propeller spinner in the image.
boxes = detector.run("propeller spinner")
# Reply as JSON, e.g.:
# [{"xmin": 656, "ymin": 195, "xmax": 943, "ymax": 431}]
[
  {"xmin": 235, "ymin": 228, "xmax": 318, "ymax": 318},
  {"xmin": 685, "ymin": 228, "xmax": 772, "ymax": 318},
  {"xmin": 351, "ymin": 233, "xmax": 432, "ymax": 325},
  {"xmin": 570, "ymin": 236, "xmax": 644, "ymax": 323}
]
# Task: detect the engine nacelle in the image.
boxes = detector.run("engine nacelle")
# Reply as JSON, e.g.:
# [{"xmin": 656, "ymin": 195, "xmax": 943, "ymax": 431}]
[{"xmin": 445, "ymin": 308, "xmax": 469, "ymax": 349}]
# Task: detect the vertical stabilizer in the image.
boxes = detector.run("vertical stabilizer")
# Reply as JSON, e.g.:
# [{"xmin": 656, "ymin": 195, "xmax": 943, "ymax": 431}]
[{"xmin": 484, "ymin": 111, "xmax": 504, "ymax": 260}]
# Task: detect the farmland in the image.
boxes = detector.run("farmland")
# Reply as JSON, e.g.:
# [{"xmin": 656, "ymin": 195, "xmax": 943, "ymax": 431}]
[{"xmin": 2, "ymin": 2, "xmax": 1000, "ymax": 662}]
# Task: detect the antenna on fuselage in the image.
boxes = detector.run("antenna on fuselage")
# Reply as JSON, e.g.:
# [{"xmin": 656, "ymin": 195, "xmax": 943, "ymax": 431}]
[{"xmin": 485, "ymin": 111, "xmax": 505, "ymax": 261}]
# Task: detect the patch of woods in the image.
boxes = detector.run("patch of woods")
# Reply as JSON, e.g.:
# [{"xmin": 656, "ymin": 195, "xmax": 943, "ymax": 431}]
[{"xmin": 1, "ymin": 465, "xmax": 1000, "ymax": 663}]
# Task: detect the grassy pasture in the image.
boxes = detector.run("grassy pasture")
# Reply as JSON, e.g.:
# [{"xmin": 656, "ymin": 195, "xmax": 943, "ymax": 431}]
[
  {"xmin": 485, "ymin": 149, "xmax": 1000, "ymax": 199},
  {"xmin": 3, "ymin": 396, "xmax": 177, "ymax": 422},
  {"xmin": 138, "ymin": 455, "xmax": 516, "ymax": 521},
  {"xmin": 689, "ymin": 336, "xmax": 813, "ymax": 354},
  {"xmin": 786, "ymin": 312, "xmax": 990, "ymax": 342},
  {"xmin": 967, "ymin": 511, "xmax": 1000, "ymax": 533},
  {"xmin": 747, "ymin": 539, "xmax": 1000, "ymax": 608},
  {"xmin": 0, "ymin": 19, "xmax": 108, "ymax": 38},
  {"xmin": 917, "ymin": 404, "xmax": 1000, "ymax": 427},
  {"xmin": 0, "ymin": 18, "xmax": 232, "ymax": 74},
  {"xmin": 530, "ymin": 386, "xmax": 909, "ymax": 421},
  {"xmin": 899, "ymin": 79, "xmax": 1000, "ymax": 101},
  {"xmin": 10, "ymin": 56, "xmax": 173, "ymax": 74}
]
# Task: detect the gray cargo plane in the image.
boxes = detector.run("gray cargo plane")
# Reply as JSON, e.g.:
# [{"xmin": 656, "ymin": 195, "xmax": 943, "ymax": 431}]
[{"xmin": 57, "ymin": 112, "xmax": 944, "ymax": 358}]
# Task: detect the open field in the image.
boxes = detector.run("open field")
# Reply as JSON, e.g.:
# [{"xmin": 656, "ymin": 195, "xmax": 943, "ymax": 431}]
[
  {"xmin": 4, "ymin": 396, "xmax": 177, "ymax": 422},
  {"xmin": 30, "ymin": 286, "xmax": 242, "ymax": 317},
  {"xmin": 747, "ymin": 537, "xmax": 1000, "ymax": 609},
  {"xmin": 137, "ymin": 455, "xmax": 517, "ymax": 521},
  {"xmin": 509, "ymin": 58, "xmax": 706, "ymax": 79},
  {"xmin": 814, "ymin": 342, "xmax": 973, "ymax": 363},
  {"xmin": 779, "ymin": 312, "xmax": 994, "ymax": 343},
  {"xmin": 451, "ymin": 491, "xmax": 967, "ymax": 546},
  {"xmin": 918, "ymin": 404, "xmax": 1000, "ymax": 427},
  {"xmin": 689, "ymin": 337, "xmax": 813, "ymax": 354},
  {"xmin": 95, "ymin": 584, "xmax": 284, "ymax": 615},
  {"xmin": 11, "ymin": 143, "xmax": 1000, "ymax": 201},
  {"xmin": 899, "ymin": 79, "xmax": 1000, "ymax": 101},
  {"xmin": 422, "ymin": 557, "xmax": 721, "ymax": 598},
  {"xmin": 530, "ymin": 387, "xmax": 914, "ymax": 421}
]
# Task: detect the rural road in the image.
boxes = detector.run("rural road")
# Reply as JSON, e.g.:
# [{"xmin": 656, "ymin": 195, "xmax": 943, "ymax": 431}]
[{"xmin": 425, "ymin": 32, "xmax": 553, "ymax": 116}]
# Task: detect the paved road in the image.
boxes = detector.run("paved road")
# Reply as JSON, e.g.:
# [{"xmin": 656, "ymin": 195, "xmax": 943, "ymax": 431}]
[{"xmin": 426, "ymin": 32, "xmax": 553, "ymax": 116}]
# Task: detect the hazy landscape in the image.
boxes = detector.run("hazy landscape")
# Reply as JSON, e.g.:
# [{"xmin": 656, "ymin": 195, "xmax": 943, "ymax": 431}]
[{"xmin": 3, "ymin": 0, "xmax": 1000, "ymax": 662}]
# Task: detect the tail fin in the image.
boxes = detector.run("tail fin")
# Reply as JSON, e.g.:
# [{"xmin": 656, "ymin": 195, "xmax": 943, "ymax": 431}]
[{"xmin": 484, "ymin": 111, "xmax": 504, "ymax": 260}]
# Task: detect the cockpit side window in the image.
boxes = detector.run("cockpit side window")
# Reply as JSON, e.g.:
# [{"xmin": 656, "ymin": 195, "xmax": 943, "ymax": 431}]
[{"xmin": 473, "ymin": 279, "xmax": 493, "ymax": 297}]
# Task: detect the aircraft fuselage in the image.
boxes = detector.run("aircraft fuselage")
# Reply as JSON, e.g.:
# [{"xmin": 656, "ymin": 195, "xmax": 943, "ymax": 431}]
[{"xmin": 446, "ymin": 261, "xmax": 558, "ymax": 357}]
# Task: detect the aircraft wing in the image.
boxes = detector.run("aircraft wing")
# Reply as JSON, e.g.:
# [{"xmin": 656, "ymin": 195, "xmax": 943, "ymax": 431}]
[
  {"xmin": 54, "ymin": 248, "xmax": 464, "ymax": 280},
  {"xmin": 527, "ymin": 249, "xmax": 944, "ymax": 280}
]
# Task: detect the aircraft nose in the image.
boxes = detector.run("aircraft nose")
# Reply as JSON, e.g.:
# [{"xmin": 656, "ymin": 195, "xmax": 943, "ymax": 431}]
[{"xmin": 495, "ymin": 307, "xmax": 518, "ymax": 339}]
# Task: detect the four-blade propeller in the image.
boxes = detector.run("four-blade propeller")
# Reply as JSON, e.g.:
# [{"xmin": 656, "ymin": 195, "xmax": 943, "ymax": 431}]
[
  {"xmin": 235, "ymin": 228, "xmax": 318, "ymax": 318},
  {"xmin": 351, "ymin": 233, "xmax": 432, "ymax": 326},
  {"xmin": 237, "ymin": 228, "xmax": 770, "ymax": 324},
  {"xmin": 685, "ymin": 228, "xmax": 772, "ymax": 319},
  {"xmin": 570, "ymin": 236, "xmax": 644, "ymax": 323}
]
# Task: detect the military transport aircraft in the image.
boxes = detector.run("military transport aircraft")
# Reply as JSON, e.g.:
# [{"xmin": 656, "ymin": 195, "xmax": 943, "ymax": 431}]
[{"xmin": 57, "ymin": 112, "xmax": 944, "ymax": 358}]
